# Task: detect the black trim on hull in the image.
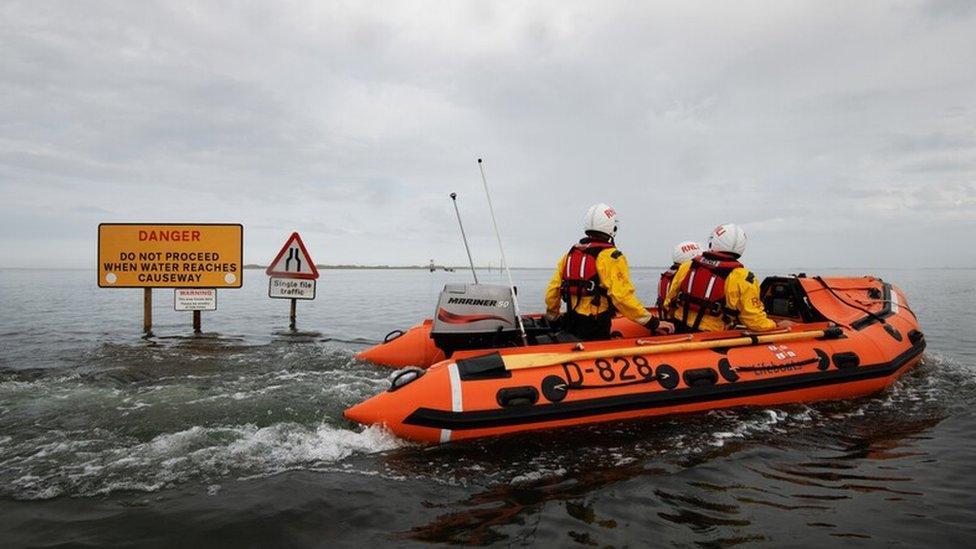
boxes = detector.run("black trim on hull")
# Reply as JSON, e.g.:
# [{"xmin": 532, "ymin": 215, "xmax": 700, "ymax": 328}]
[{"xmin": 403, "ymin": 338, "xmax": 925, "ymax": 431}]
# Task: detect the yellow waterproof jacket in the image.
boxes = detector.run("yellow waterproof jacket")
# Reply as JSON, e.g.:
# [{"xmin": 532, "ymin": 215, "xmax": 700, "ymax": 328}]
[
  {"xmin": 545, "ymin": 246, "xmax": 652, "ymax": 325},
  {"xmin": 662, "ymin": 261, "xmax": 776, "ymax": 332}
]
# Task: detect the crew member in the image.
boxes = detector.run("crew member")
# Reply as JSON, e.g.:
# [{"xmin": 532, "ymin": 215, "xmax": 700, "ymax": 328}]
[
  {"xmin": 545, "ymin": 203, "xmax": 674, "ymax": 340},
  {"xmin": 663, "ymin": 223, "xmax": 792, "ymax": 332},
  {"xmin": 657, "ymin": 240, "xmax": 702, "ymax": 314}
]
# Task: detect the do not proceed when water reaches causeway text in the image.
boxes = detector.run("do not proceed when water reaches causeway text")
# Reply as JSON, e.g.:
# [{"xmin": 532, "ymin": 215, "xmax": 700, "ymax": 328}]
[{"xmin": 104, "ymin": 252, "xmax": 238, "ymax": 283}]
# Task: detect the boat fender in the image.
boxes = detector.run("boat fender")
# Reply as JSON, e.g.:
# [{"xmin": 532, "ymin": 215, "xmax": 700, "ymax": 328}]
[
  {"xmin": 497, "ymin": 386, "xmax": 539, "ymax": 408},
  {"xmin": 683, "ymin": 367, "xmax": 719, "ymax": 387},
  {"xmin": 815, "ymin": 348, "xmax": 830, "ymax": 371},
  {"xmin": 832, "ymin": 352, "xmax": 860, "ymax": 370},
  {"xmin": 384, "ymin": 329, "xmax": 406, "ymax": 343},
  {"xmin": 541, "ymin": 375, "xmax": 568, "ymax": 402},
  {"xmin": 389, "ymin": 368, "xmax": 425, "ymax": 392},
  {"xmin": 908, "ymin": 329, "xmax": 924, "ymax": 345},
  {"xmin": 656, "ymin": 364, "xmax": 679, "ymax": 390},
  {"xmin": 718, "ymin": 358, "xmax": 739, "ymax": 382},
  {"xmin": 884, "ymin": 324, "xmax": 903, "ymax": 342}
]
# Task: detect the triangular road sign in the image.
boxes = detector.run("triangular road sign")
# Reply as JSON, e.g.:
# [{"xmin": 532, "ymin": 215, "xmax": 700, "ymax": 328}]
[{"xmin": 266, "ymin": 232, "xmax": 319, "ymax": 280}]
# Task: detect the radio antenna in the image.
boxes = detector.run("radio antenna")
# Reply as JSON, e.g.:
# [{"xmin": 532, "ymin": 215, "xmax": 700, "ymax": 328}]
[
  {"xmin": 477, "ymin": 158, "xmax": 528, "ymax": 345},
  {"xmin": 449, "ymin": 192, "xmax": 479, "ymax": 284}
]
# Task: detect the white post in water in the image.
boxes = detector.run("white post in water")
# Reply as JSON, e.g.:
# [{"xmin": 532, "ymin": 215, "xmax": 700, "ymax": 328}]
[{"xmin": 477, "ymin": 158, "xmax": 528, "ymax": 345}]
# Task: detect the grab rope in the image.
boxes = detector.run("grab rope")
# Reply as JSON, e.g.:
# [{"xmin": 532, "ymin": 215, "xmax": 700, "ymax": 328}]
[{"xmin": 812, "ymin": 276, "xmax": 887, "ymax": 326}]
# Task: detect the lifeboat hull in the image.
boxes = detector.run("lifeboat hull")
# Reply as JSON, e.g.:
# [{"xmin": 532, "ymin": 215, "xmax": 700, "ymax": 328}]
[{"xmin": 346, "ymin": 277, "xmax": 926, "ymax": 443}]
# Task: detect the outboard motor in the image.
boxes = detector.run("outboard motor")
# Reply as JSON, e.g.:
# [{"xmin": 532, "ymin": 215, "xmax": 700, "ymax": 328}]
[{"xmin": 431, "ymin": 284, "xmax": 520, "ymax": 356}]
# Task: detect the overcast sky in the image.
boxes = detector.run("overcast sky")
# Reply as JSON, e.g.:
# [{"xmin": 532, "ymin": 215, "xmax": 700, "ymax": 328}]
[{"xmin": 1, "ymin": 1, "xmax": 974, "ymax": 270}]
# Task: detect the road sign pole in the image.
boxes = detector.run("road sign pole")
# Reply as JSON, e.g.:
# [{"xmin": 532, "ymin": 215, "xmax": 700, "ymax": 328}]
[
  {"xmin": 193, "ymin": 310, "xmax": 201, "ymax": 333},
  {"xmin": 290, "ymin": 298, "xmax": 297, "ymax": 330},
  {"xmin": 143, "ymin": 288, "xmax": 152, "ymax": 335}
]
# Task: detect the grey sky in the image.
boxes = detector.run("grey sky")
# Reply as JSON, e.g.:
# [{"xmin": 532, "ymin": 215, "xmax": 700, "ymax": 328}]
[{"xmin": 1, "ymin": 0, "xmax": 974, "ymax": 270}]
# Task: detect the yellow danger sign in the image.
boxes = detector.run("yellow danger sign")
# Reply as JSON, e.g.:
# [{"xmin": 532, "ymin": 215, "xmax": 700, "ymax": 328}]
[{"xmin": 98, "ymin": 224, "xmax": 243, "ymax": 288}]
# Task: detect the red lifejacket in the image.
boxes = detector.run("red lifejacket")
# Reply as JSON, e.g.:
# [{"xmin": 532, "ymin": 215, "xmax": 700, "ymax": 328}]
[
  {"xmin": 560, "ymin": 238, "xmax": 615, "ymax": 311},
  {"xmin": 657, "ymin": 264, "xmax": 679, "ymax": 309},
  {"xmin": 674, "ymin": 251, "xmax": 744, "ymax": 330}
]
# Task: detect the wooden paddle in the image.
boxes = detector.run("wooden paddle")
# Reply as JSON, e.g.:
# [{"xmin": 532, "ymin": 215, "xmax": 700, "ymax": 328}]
[{"xmin": 502, "ymin": 328, "xmax": 839, "ymax": 371}]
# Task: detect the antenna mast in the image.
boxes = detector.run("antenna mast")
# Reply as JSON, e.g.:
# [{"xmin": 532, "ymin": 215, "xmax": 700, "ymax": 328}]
[{"xmin": 477, "ymin": 159, "xmax": 528, "ymax": 345}]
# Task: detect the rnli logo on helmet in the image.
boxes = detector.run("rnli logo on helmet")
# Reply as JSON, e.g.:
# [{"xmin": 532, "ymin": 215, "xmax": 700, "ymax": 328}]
[
  {"xmin": 604, "ymin": 207, "xmax": 616, "ymax": 218},
  {"xmin": 681, "ymin": 243, "xmax": 699, "ymax": 253},
  {"xmin": 714, "ymin": 225, "xmax": 726, "ymax": 237}
]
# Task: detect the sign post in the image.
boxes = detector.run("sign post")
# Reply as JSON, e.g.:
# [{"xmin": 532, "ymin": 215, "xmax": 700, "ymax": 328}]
[
  {"xmin": 174, "ymin": 288, "xmax": 218, "ymax": 333},
  {"xmin": 144, "ymin": 288, "xmax": 152, "ymax": 335},
  {"xmin": 98, "ymin": 224, "xmax": 243, "ymax": 335},
  {"xmin": 266, "ymin": 232, "xmax": 319, "ymax": 330}
]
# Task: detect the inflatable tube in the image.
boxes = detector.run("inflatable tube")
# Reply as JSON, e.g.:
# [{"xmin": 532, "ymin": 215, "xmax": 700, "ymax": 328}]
[{"xmin": 356, "ymin": 313, "xmax": 652, "ymax": 369}]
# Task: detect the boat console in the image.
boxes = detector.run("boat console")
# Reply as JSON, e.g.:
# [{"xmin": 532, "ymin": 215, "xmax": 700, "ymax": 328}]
[{"xmin": 760, "ymin": 275, "xmax": 824, "ymax": 323}]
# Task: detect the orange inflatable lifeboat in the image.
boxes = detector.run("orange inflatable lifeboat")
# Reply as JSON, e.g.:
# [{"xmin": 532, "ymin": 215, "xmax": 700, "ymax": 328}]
[{"xmin": 345, "ymin": 276, "xmax": 925, "ymax": 443}]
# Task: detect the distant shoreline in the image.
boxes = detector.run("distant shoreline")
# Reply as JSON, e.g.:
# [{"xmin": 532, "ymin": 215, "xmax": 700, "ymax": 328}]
[{"xmin": 242, "ymin": 264, "xmax": 553, "ymax": 271}]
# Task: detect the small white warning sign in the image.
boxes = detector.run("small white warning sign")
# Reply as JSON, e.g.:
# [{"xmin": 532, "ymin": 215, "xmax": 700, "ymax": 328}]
[
  {"xmin": 269, "ymin": 277, "xmax": 316, "ymax": 300},
  {"xmin": 174, "ymin": 288, "xmax": 217, "ymax": 311},
  {"xmin": 266, "ymin": 232, "xmax": 319, "ymax": 280}
]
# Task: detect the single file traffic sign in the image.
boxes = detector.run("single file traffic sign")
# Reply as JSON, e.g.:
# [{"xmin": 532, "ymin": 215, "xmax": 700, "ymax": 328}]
[
  {"xmin": 266, "ymin": 232, "xmax": 318, "ymax": 330},
  {"xmin": 265, "ymin": 232, "xmax": 319, "ymax": 280},
  {"xmin": 269, "ymin": 277, "xmax": 316, "ymax": 300}
]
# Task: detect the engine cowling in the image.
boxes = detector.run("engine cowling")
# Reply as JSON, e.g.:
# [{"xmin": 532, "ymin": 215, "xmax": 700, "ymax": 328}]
[{"xmin": 430, "ymin": 284, "xmax": 519, "ymax": 356}]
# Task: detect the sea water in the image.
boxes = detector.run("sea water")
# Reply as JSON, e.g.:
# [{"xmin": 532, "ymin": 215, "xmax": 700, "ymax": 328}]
[{"xmin": 0, "ymin": 267, "xmax": 974, "ymax": 546}]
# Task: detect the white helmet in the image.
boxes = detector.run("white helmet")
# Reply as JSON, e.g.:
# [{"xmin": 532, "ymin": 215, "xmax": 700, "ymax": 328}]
[
  {"xmin": 708, "ymin": 223, "xmax": 747, "ymax": 256},
  {"xmin": 672, "ymin": 241, "xmax": 702, "ymax": 264},
  {"xmin": 583, "ymin": 203, "xmax": 618, "ymax": 237}
]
